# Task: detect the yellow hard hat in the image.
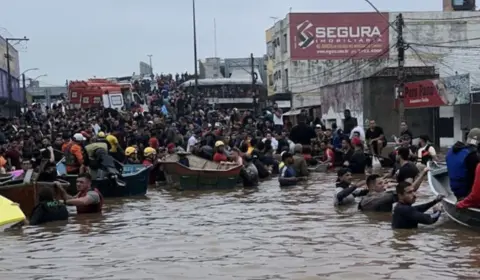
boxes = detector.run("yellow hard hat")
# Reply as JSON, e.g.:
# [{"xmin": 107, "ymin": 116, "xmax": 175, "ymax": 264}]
[
  {"xmin": 215, "ymin": 141, "xmax": 225, "ymax": 147},
  {"xmin": 97, "ymin": 131, "xmax": 106, "ymax": 138},
  {"xmin": 125, "ymin": 146, "xmax": 137, "ymax": 156},
  {"xmin": 144, "ymin": 147, "xmax": 156, "ymax": 157}
]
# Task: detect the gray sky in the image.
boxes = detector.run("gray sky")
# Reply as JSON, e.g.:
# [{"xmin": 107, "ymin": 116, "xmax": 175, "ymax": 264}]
[{"xmin": 1, "ymin": 0, "xmax": 440, "ymax": 85}]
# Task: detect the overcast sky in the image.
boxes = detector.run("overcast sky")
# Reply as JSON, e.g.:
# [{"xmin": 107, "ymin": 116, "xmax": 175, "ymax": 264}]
[{"xmin": 1, "ymin": 0, "xmax": 441, "ymax": 85}]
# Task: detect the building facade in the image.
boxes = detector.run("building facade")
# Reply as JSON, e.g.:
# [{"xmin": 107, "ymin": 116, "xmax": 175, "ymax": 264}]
[
  {"xmin": 0, "ymin": 35, "xmax": 21, "ymax": 115},
  {"xmin": 198, "ymin": 57, "xmax": 223, "ymax": 79},
  {"xmin": 265, "ymin": 11, "xmax": 480, "ymax": 145}
]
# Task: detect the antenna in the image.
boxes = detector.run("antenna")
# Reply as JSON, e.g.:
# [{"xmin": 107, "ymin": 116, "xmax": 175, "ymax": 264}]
[{"xmin": 214, "ymin": 18, "xmax": 218, "ymax": 57}]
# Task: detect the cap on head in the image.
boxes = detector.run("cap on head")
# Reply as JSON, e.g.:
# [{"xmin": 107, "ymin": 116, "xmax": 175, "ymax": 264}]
[{"xmin": 467, "ymin": 128, "xmax": 480, "ymax": 145}]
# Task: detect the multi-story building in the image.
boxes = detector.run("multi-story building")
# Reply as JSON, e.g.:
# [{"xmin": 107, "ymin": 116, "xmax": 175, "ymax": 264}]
[
  {"xmin": 265, "ymin": 10, "xmax": 480, "ymax": 145},
  {"xmin": 0, "ymin": 35, "xmax": 22, "ymax": 116},
  {"xmin": 198, "ymin": 57, "xmax": 223, "ymax": 79}
]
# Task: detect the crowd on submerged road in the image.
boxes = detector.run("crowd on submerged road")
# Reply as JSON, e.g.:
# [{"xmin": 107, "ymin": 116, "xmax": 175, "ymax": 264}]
[{"xmin": 3, "ymin": 73, "xmax": 480, "ymax": 232}]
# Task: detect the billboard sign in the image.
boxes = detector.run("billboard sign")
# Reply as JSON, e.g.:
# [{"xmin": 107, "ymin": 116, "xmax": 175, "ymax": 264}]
[
  {"xmin": 289, "ymin": 12, "xmax": 390, "ymax": 60},
  {"xmin": 139, "ymin": 61, "xmax": 152, "ymax": 76},
  {"xmin": 403, "ymin": 74, "xmax": 470, "ymax": 108}
]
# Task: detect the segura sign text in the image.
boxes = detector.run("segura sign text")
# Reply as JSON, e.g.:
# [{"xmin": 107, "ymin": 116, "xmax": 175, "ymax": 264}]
[{"xmin": 289, "ymin": 12, "xmax": 390, "ymax": 60}]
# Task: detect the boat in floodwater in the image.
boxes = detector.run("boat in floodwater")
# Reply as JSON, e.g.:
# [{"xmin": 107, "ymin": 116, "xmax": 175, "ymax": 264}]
[{"xmin": 428, "ymin": 161, "xmax": 480, "ymax": 228}]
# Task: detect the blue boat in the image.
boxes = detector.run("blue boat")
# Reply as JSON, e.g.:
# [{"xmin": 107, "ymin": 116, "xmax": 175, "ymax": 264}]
[{"xmin": 56, "ymin": 161, "xmax": 151, "ymax": 198}]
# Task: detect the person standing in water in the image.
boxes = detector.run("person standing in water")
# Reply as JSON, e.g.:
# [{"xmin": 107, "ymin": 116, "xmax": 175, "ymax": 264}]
[
  {"xmin": 56, "ymin": 173, "xmax": 103, "ymax": 214},
  {"xmin": 392, "ymin": 182, "xmax": 444, "ymax": 229}
]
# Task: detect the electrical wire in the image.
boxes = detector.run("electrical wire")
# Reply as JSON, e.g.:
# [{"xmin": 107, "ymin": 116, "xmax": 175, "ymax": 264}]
[
  {"xmin": 296, "ymin": 46, "xmax": 394, "ymax": 93},
  {"xmin": 409, "ymin": 43, "xmax": 480, "ymax": 49},
  {"xmin": 404, "ymin": 15, "xmax": 480, "ymax": 21}
]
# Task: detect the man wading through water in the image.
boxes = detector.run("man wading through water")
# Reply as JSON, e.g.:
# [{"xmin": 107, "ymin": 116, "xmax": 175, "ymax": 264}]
[{"xmin": 359, "ymin": 167, "xmax": 428, "ymax": 212}]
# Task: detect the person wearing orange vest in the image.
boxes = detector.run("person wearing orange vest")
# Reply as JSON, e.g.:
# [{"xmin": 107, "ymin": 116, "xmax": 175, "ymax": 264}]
[
  {"xmin": 61, "ymin": 133, "xmax": 85, "ymax": 174},
  {"xmin": 55, "ymin": 173, "xmax": 103, "ymax": 214}
]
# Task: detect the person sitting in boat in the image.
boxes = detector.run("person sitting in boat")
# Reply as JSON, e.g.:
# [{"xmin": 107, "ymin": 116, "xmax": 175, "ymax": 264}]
[
  {"xmin": 392, "ymin": 181, "xmax": 444, "ymax": 229},
  {"xmin": 62, "ymin": 133, "xmax": 85, "ymax": 175},
  {"xmin": 457, "ymin": 162, "xmax": 480, "ymax": 209},
  {"xmin": 345, "ymin": 137, "xmax": 367, "ymax": 175},
  {"xmin": 416, "ymin": 135, "xmax": 437, "ymax": 172},
  {"xmin": 84, "ymin": 140, "xmax": 111, "ymax": 180},
  {"xmin": 279, "ymin": 152, "xmax": 300, "ymax": 188},
  {"xmin": 29, "ymin": 186, "xmax": 69, "ymax": 225},
  {"xmin": 37, "ymin": 161, "xmax": 58, "ymax": 182},
  {"xmin": 143, "ymin": 147, "xmax": 157, "ymax": 167},
  {"xmin": 166, "ymin": 143, "xmax": 176, "ymax": 154},
  {"xmin": 213, "ymin": 141, "xmax": 235, "ymax": 164},
  {"xmin": 124, "ymin": 146, "xmax": 140, "ymax": 164},
  {"xmin": 95, "ymin": 132, "xmax": 112, "ymax": 152},
  {"xmin": 334, "ymin": 168, "xmax": 368, "ymax": 206},
  {"xmin": 56, "ymin": 173, "xmax": 104, "ymax": 214},
  {"xmin": 446, "ymin": 128, "xmax": 480, "ymax": 200},
  {"xmin": 177, "ymin": 151, "xmax": 190, "ymax": 167},
  {"xmin": 359, "ymin": 168, "xmax": 429, "ymax": 212},
  {"xmin": 240, "ymin": 154, "xmax": 259, "ymax": 188}
]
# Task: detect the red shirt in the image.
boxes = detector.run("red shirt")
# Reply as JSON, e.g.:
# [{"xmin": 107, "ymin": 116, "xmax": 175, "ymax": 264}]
[
  {"xmin": 457, "ymin": 164, "xmax": 480, "ymax": 209},
  {"xmin": 143, "ymin": 159, "xmax": 153, "ymax": 167},
  {"xmin": 213, "ymin": 152, "xmax": 227, "ymax": 163}
]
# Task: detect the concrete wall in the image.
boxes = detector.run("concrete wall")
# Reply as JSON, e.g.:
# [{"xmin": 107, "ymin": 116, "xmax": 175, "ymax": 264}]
[
  {"xmin": 266, "ymin": 11, "xmax": 480, "ymax": 96},
  {"xmin": 265, "ymin": 16, "xmax": 291, "ymax": 94},
  {"xmin": 199, "ymin": 57, "xmax": 223, "ymax": 79}
]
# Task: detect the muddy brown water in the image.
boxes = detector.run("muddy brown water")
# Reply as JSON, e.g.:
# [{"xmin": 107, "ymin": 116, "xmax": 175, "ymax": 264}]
[{"xmin": 1, "ymin": 174, "xmax": 479, "ymax": 280}]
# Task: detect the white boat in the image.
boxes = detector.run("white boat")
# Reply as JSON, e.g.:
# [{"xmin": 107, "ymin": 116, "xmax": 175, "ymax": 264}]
[{"xmin": 427, "ymin": 161, "xmax": 480, "ymax": 228}]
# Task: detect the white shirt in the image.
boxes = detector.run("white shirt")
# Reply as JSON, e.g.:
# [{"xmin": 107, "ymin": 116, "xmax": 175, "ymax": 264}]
[
  {"xmin": 187, "ymin": 135, "xmax": 197, "ymax": 153},
  {"xmin": 262, "ymin": 137, "xmax": 278, "ymax": 151},
  {"xmin": 273, "ymin": 109, "xmax": 283, "ymax": 125},
  {"xmin": 350, "ymin": 126, "xmax": 366, "ymax": 142}
]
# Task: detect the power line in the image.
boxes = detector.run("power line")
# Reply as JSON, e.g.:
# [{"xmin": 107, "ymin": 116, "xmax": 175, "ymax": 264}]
[
  {"xmin": 404, "ymin": 15, "xmax": 480, "ymax": 21},
  {"xmin": 409, "ymin": 43, "xmax": 480, "ymax": 49}
]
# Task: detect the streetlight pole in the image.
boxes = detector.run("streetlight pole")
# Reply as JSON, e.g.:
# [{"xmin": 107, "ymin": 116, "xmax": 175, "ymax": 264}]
[
  {"xmin": 6, "ymin": 36, "xmax": 29, "ymax": 117},
  {"xmin": 147, "ymin": 54, "xmax": 153, "ymax": 77},
  {"xmin": 192, "ymin": 0, "xmax": 199, "ymax": 96}
]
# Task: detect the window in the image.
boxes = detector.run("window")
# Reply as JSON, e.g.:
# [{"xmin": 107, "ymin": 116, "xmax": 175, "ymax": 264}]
[
  {"xmin": 111, "ymin": 95, "xmax": 123, "ymax": 106},
  {"xmin": 71, "ymin": 92, "xmax": 78, "ymax": 98},
  {"xmin": 283, "ymin": 34, "xmax": 288, "ymax": 53},
  {"xmin": 82, "ymin": 97, "xmax": 89, "ymax": 103},
  {"xmin": 93, "ymin": 96, "xmax": 101, "ymax": 104}
]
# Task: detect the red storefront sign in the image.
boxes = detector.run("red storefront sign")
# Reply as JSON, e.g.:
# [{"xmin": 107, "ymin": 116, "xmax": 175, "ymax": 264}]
[
  {"xmin": 403, "ymin": 80, "xmax": 446, "ymax": 108},
  {"xmin": 289, "ymin": 13, "xmax": 390, "ymax": 60}
]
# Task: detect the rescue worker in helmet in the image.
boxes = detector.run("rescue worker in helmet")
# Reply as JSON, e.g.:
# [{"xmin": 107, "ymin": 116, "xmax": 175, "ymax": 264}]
[
  {"xmin": 124, "ymin": 146, "xmax": 139, "ymax": 164},
  {"xmin": 143, "ymin": 147, "xmax": 158, "ymax": 185},
  {"xmin": 62, "ymin": 133, "xmax": 85, "ymax": 174},
  {"xmin": 143, "ymin": 147, "xmax": 157, "ymax": 167},
  {"xmin": 446, "ymin": 128, "xmax": 480, "ymax": 200},
  {"xmin": 96, "ymin": 132, "xmax": 112, "ymax": 151}
]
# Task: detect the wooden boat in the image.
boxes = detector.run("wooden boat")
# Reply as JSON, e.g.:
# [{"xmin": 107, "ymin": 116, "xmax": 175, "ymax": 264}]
[
  {"xmin": 0, "ymin": 170, "xmax": 70, "ymax": 217},
  {"xmin": 427, "ymin": 161, "xmax": 480, "ymax": 228},
  {"xmin": 160, "ymin": 154, "xmax": 242, "ymax": 190},
  {"xmin": 56, "ymin": 161, "xmax": 150, "ymax": 197}
]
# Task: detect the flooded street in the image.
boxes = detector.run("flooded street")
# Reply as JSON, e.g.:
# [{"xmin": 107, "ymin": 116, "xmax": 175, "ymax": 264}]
[{"xmin": 1, "ymin": 174, "xmax": 480, "ymax": 280}]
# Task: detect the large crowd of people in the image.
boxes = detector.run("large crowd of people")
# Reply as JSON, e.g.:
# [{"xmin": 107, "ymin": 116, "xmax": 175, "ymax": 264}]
[{"xmin": 6, "ymin": 72, "xmax": 480, "ymax": 232}]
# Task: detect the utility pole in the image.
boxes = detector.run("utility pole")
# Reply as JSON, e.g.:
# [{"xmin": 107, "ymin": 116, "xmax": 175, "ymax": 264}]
[
  {"xmin": 396, "ymin": 13, "xmax": 406, "ymax": 135},
  {"xmin": 6, "ymin": 36, "xmax": 29, "ymax": 117},
  {"xmin": 192, "ymin": 0, "xmax": 199, "ymax": 96},
  {"xmin": 22, "ymin": 73, "xmax": 26, "ymax": 112},
  {"xmin": 250, "ymin": 53, "xmax": 258, "ymax": 116}
]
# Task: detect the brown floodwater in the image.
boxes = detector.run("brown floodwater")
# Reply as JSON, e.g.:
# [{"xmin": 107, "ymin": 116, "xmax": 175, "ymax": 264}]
[{"xmin": 1, "ymin": 173, "xmax": 479, "ymax": 280}]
